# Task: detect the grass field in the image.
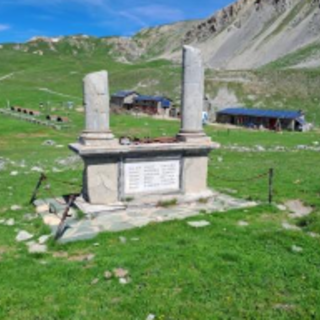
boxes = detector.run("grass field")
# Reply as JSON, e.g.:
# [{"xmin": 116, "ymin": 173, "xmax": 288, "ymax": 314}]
[{"xmin": 1, "ymin": 110, "xmax": 320, "ymax": 319}]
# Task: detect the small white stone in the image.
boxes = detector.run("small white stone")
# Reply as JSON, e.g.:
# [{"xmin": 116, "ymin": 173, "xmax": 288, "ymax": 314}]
[
  {"xmin": 146, "ymin": 314, "xmax": 156, "ymax": 320},
  {"xmin": 28, "ymin": 243, "xmax": 47, "ymax": 254},
  {"xmin": 38, "ymin": 235, "xmax": 51, "ymax": 244},
  {"xmin": 36, "ymin": 204, "xmax": 49, "ymax": 214},
  {"xmin": 237, "ymin": 221, "xmax": 249, "ymax": 227},
  {"xmin": 282, "ymin": 222, "xmax": 300, "ymax": 231},
  {"xmin": 5, "ymin": 218, "xmax": 15, "ymax": 226},
  {"xmin": 119, "ymin": 278, "xmax": 128, "ymax": 285},
  {"xmin": 119, "ymin": 236, "xmax": 127, "ymax": 244},
  {"xmin": 11, "ymin": 205, "xmax": 22, "ymax": 211},
  {"xmin": 31, "ymin": 166, "xmax": 43, "ymax": 173},
  {"xmin": 307, "ymin": 232, "xmax": 320, "ymax": 238},
  {"xmin": 291, "ymin": 245, "xmax": 303, "ymax": 253},
  {"xmin": 217, "ymin": 156, "xmax": 223, "ymax": 163},
  {"xmin": 10, "ymin": 171, "xmax": 18, "ymax": 176},
  {"xmin": 188, "ymin": 220, "xmax": 210, "ymax": 228},
  {"xmin": 16, "ymin": 230, "xmax": 34, "ymax": 242},
  {"xmin": 277, "ymin": 204, "xmax": 287, "ymax": 211}
]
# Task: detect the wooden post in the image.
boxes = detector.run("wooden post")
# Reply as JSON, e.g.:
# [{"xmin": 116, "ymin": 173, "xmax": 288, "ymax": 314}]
[{"xmin": 268, "ymin": 168, "xmax": 274, "ymax": 204}]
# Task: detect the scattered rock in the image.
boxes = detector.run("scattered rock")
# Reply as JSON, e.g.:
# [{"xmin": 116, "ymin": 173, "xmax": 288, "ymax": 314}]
[
  {"xmin": 187, "ymin": 220, "xmax": 210, "ymax": 228},
  {"xmin": 16, "ymin": 230, "xmax": 34, "ymax": 242},
  {"xmin": 146, "ymin": 314, "xmax": 156, "ymax": 320},
  {"xmin": 91, "ymin": 278, "xmax": 99, "ymax": 285},
  {"xmin": 307, "ymin": 232, "xmax": 320, "ymax": 238},
  {"xmin": 36, "ymin": 204, "xmax": 50, "ymax": 214},
  {"xmin": 285, "ymin": 200, "xmax": 313, "ymax": 218},
  {"xmin": 5, "ymin": 218, "xmax": 15, "ymax": 226},
  {"xmin": 282, "ymin": 222, "xmax": 300, "ymax": 231},
  {"xmin": 119, "ymin": 278, "xmax": 130, "ymax": 285},
  {"xmin": 53, "ymin": 251, "xmax": 68, "ymax": 258},
  {"xmin": 10, "ymin": 171, "xmax": 18, "ymax": 176},
  {"xmin": 31, "ymin": 166, "xmax": 43, "ymax": 173},
  {"xmin": 276, "ymin": 204, "xmax": 287, "ymax": 211},
  {"xmin": 43, "ymin": 215, "xmax": 61, "ymax": 226},
  {"xmin": 113, "ymin": 268, "xmax": 129, "ymax": 278},
  {"xmin": 23, "ymin": 213, "xmax": 37, "ymax": 221},
  {"xmin": 255, "ymin": 145, "xmax": 265, "ymax": 152},
  {"xmin": 56, "ymin": 155, "xmax": 81, "ymax": 166},
  {"xmin": 104, "ymin": 271, "xmax": 113, "ymax": 280},
  {"xmin": 42, "ymin": 140, "xmax": 56, "ymax": 146},
  {"xmin": 119, "ymin": 236, "xmax": 127, "ymax": 244},
  {"xmin": 237, "ymin": 220, "xmax": 249, "ymax": 227},
  {"xmin": 68, "ymin": 253, "xmax": 95, "ymax": 262},
  {"xmin": 28, "ymin": 243, "xmax": 47, "ymax": 254},
  {"xmin": 38, "ymin": 235, "xmax": 51, "ymax": 244},
  {"xmin": 11, "ymin": 205, "xmax": 22, "ymax": 211},
  {"xmin": 291, "ymin": 245, "xmax": 303, "ymax": 253},
  {"xmin": 217, "ymin": 156, "xmax": 223, "ymax": 163}
]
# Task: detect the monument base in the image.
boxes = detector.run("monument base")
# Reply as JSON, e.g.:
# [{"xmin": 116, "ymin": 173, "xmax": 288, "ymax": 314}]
[
  {"xmin": 69, "ymin": 140, "xmax": 219, "ymax": 205},
  {"xmin": 79, "ymin": 131, "xmax": 116, "ymax": 146}
]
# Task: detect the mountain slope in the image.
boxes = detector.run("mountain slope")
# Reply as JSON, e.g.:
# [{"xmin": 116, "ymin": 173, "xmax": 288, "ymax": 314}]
[{"xmin": 183, "ymin": 0, "xmax": 320, "ymax": 69}]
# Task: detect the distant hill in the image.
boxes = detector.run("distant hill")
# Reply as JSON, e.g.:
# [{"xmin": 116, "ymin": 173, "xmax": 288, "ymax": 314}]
[{"xmin": 2, "ymin": 0, "xmax": 320, "ymax": 70}]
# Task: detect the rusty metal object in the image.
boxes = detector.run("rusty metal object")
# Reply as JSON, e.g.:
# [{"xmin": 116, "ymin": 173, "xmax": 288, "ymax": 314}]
[
  {"xmin": 30, "ymin": 173, "xmax": 47, "ymax": 204},
  {"xmin": 54, "ymin": 194, "xmax": 78, "ymax": 240}
]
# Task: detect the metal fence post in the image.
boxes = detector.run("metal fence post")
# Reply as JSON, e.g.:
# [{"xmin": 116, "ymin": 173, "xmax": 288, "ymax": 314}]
[{"xmin": 268, "ymin": 168, "xmax": 274, "ymax": 204}]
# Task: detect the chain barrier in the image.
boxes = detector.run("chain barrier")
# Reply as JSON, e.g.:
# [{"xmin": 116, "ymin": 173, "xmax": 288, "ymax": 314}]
[{"xmin": 208, "ymin": 170, "xmax": 269, "ymax": 183}]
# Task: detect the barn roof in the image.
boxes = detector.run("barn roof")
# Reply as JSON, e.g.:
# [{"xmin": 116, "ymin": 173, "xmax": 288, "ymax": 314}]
[
  {"xmin": 134, "ymin": 95, "xmax": 172, "ymax": 108},
  {"xmin": 217, "ymin": 108, "xmax": 303, "ymax": 120},
  {"xmin": 112, "ymin": 90, "xmax": 138, "ymax": 98}
]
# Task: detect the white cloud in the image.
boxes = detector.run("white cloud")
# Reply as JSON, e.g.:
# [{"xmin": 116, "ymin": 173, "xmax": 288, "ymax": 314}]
[{"xmin": 0, "ymin": 24, "xmax": 10, "ymax": 31}]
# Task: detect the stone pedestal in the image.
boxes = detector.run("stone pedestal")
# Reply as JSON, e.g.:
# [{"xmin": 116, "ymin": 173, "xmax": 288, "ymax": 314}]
[
  {"xmin": 70, "ymin": 141, "xmax": 218, "ymax": 205},
  {"xmin": 70, "ymin": 46, "xmax": 219, "ymax": 206}
]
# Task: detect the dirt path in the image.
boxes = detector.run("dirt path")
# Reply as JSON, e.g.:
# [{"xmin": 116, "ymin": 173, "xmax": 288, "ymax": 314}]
[
  {"xmin": 0, "ymin": 73, "xmax": 15, "ymax": 82},
  {"xmin": 38, "ymin": 88, "xmax": 81, "ymax": 101}
]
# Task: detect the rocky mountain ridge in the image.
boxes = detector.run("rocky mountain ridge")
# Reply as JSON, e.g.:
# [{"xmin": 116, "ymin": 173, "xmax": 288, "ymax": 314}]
[{"xmin": 2, "ymin": 0, "xmax": 320, "ymax": 69}]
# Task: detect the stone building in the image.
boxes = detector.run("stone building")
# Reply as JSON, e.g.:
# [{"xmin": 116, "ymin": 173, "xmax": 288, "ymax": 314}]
[
  {"xmin": 132, "ymin": 95, "xmax": 172, "ymax": 116},
  {"xmin": 216, "ymin": 108, "xmax": 308, "ymax": 131},
  {"xmin": 110, "ymin": 90, "xmax": 139, "ymax": 108}
]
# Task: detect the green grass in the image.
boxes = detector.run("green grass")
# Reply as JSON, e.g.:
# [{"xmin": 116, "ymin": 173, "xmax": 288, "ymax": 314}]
[{"xmin": 1, "ymin": 111, "xmax": 320, "ymax": 319}]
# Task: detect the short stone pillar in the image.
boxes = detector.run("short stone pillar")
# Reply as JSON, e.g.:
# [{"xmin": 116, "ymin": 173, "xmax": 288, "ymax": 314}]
[
  {"xmin": 178, "ymin": 45, "xmax": 207, "ymax": 141},
  {"xmin": 80, "ymin": 71, "xmax": 115, "ymax": 146}
]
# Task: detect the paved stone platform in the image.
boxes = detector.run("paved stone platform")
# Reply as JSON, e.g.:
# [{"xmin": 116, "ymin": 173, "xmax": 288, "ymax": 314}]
[{"xmin": 34, "ymin": 190, "xmax": 257, "ymax": 243}]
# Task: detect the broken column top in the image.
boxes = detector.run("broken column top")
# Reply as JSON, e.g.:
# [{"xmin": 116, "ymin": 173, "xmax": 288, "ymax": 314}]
[{"xmin": 80, "ymin": 70, "xmax": 114, "ymax": 146}]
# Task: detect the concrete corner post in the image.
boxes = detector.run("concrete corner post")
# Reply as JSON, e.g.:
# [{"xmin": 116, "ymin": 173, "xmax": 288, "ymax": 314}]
[
  {"xmin": 80, "ymin": 70, "xmax": 115, "ymax": 145},
  {"xmin": 178, "ymin": 45, "xmax": 207, "ymax": 141}
]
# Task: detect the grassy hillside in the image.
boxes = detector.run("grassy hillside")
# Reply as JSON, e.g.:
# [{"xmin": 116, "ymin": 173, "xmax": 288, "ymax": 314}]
[
  {"xmin": 1, "ymin": 113, "xmax": 320, "ymax": 319},
  {"xmin": 0, "ymin": 42, "xmax": 182, "ymax": 111}
]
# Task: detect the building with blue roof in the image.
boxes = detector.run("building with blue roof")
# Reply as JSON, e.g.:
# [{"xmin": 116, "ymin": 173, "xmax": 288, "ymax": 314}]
[
  {"xmin": 110, "ymin": 90, "xmax": 139, "ymax": 108},
  {"xmin": 216, "ymin": 107, "xmax": 307, "ymax": 131},
  {"xmin": 133, "ymin": 95, "xmax": 172, "ymax": 116}
]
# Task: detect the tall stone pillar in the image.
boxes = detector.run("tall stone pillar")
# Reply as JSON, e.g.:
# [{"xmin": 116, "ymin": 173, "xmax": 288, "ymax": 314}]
[
  {"xmin": 80, "ymin": 71, "xmax": 115, "ymax": 146},
  {"xmin": 178, "ymin": 45, "xmax": 207, "ymax": 141}
]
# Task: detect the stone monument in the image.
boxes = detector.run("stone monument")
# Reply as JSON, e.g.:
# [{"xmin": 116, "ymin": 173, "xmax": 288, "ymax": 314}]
[{"xmin": 70, "ymin": 46, "xmax": 219, "ymax": 205}]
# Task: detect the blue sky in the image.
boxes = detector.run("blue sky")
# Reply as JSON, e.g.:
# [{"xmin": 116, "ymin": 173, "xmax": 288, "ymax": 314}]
[{"xmin": 0, "ymin": 0, "xmax": 233, "ymax": 43}]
